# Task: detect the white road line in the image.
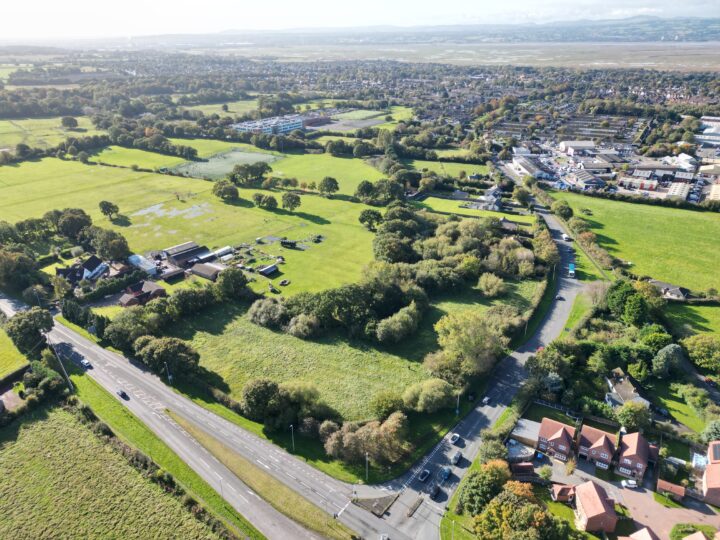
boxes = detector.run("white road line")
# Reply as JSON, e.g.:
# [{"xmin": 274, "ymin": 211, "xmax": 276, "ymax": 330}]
[
  {"xmin": 337, "ymin": 500, "xmax": 351, "ymax": 517},
  {"xmin": 256, "ymin": 459, "xmax": 270, "ymax": 470}
]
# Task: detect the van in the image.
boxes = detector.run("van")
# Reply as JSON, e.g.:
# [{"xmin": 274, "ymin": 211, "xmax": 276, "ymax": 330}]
[{"xmin": 562, "ymin": 233, "xmax": 571, "ymax": 241}]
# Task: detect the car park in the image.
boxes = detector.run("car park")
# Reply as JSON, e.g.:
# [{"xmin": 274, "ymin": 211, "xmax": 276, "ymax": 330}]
[
  {"xmin": 481, "ymin": 396, "xmax": 490, "ymax": 406},
  {"xmin": 418, "ymin": 469, "xmax": 431, "ymax": 482},
  {"xmin": 439, "ymin": 466, "xmax": 451, "ymax": 482}
]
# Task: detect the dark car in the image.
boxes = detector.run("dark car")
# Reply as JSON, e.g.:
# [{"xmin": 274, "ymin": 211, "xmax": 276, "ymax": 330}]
[
  {"xmin": 429, "ymin": 483, "xmax": 441, "ymax": 500},
  {"xmin": 418, "ymin": 469, "xmax": 431, "ymax": 482},
  {"xmin": 116, "ymin": 389, "xmax": 129, "ymax": 400},
  {"xmin": 438, "ymin": 466, "xmax": 451, "ymax": 482}
]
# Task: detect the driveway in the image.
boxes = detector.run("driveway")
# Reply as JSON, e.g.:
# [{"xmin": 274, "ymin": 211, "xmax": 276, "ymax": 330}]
[{"xmin": 621, "ymin": 487, "xmax": 720, "ymax": 540}]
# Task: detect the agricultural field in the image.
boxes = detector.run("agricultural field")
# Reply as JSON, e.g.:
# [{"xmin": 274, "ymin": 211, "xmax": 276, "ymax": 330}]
[
  {"xmin": 404, "ymin": 159, "xmax": 488, "ymax": 178},
  {"xmin": 0, "ymin": 157, "xmax": 376, "ymax": 294},
  {"xmin": 180, "ymin": 98, "xmax": 259, "ymax": 116},
  {"xmin": 550, "ymin": 191, "xmax": 720, "ymax": 291},
  {"xmin": 414, "ymin": 196, "xmax": 536, "ymax": 224},
  {"xmin": 0, "ymin": 328, "xmax": 28, "ymax": 380},
  {"xmin": 173, "ymin": 279, "xmax": 542, "ymax": 420},
  {"xmin": 0, "ymin": 116, "xmax": 102, "ymax": 152},
  {"xmin": 0, "ymin": 407, "xmax": 220, "ymax": 539},
  {"xmin": 665, "ymin": 303, "xmax": 720, "ymax": 337}
]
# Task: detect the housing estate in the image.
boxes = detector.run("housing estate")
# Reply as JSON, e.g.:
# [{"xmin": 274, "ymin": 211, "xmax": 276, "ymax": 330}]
[
  {"xmin": 574, "ymin": 480, "xmax": 618, "ymax": 533},
  {"xmin": 536, "ymin": 417, "xmax": 575, "ymax": 461},
  {"xmin": 577, "ymin": 424, "xmax": 616, "ymax": 470}
]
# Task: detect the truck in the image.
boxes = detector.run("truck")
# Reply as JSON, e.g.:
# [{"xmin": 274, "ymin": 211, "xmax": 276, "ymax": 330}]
[{"xmin": 568, "ymin": 263, "xmax": 576, "ymax": 278}]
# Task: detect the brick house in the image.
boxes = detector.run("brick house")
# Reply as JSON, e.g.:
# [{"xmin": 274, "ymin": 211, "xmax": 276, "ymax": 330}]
[
  {"xmin": 578, "ymin": 424, "xmax": 617, "ymax": 470},
  {"xmin": 574, "ymin": 481, "xmax": 618, "ymax": 533},
  {"xmin": 537, "ymin": 417, "xmax": 576, "ymax": 462},
  {"xmin": 702, "ymin": 440, "xmax": 720, "ymax": 506},
  {"xmin": 616, "ymin": 432, "xmax": 657, "ymax": 481}
]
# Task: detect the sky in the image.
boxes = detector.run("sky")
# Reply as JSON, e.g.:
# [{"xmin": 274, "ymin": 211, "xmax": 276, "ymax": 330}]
[{"xmin": 2, "ymin": 0, "xmax": 720, "ymax": 41}]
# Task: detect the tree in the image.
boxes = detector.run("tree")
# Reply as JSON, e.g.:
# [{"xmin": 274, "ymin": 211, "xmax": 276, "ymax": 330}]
[
  {"xmin": 260, "ymin": 195, "xmax": 278, "ymax": 209},
  {"xmin": 242, "ymin": 379, "xmax": 280, "ymax": 421},
  {"xmin": 248, "ymin": 298, "xmax": 288, "ymax": 328},
  {"xmin": 212, "ymin": 179, "xmax": 239, "ymax": 201},
  {"xmin": 477, "ymin": 273, "xmax": 506, "ymax": 298},
  {"xmin": 281, "ymin": 192, "xmax": 301, "ymax": 212},
  {"xmin": 230, "ymin": 162, "xmax": 272, "ymax": 186},
  {"xmin": 358, "ymin": 209, "xmax": 383, "ymax": 231},
  {"xmin": 513, "ymin": 186, "xmax": 531, "ymax": 207},
  {"xmin": 86, "ymin": 227, "xmax": 130, "ymax": 260},
  {"xmin": 5, "ymin": 307, "xmax": 53, "ymax": 356},
  {"xmin": 683, "ymin": 334, "xmax": 720, "ymax": 373},
  {"xmin": 616, "ymin": 401, "xmax": 651, "ymax": 431},
  {"xmin": 703, "ymin": 419, "xmax": 720, "ymax": 443},
  {"xmin": 318, "ymin": 176, "xmax": 339, "ymax": 197},
  {"xmin": 551, "ymin": 200, "xmax": 573, "ymax": 220},
  {"xmin": 476, "ymin": 436, "xmax": 509, "ymax": 464},
  {"xmin": 0, "ymin": 249, "xmax": 37, "ymax": 291},
  {"xmin": 98, "ymin": 201, "xmax": 119, "ymax": 219},
  {"xmin": 370, "ymin": 390, "xmax": 404, "ymax": 420},
  {"xmin": 60, "ymin": 116, "xmax": 78, "ymax": 129},
  {"xmin": 652, "ymin": 343, "xmax": 684, "ymax": 378},
  {"xmin": 213, "ymin": 267, "xmax": 248, "ymax": 300},
  {"xmin": 133, "ymin": 336, "xmax": 199, "ymax": 375},
  {"xmin": 58, "ymin": 208, "xmax": 92, "ymax": 240},
  {"xmin": 606, "ymin": 280, "xmax": 636, "ymax": 318},
  {"xmin": 622, "ymin": 294, "xmax": 648, "ymax": 327},
  {"xmin": 457, "ymin": 460, "xmax": 511, "ymax": 515},
  {"xmin": 402, "ymin": 378, "xmax": 455, "ymax": 413},
  {"xmin": 51, "ymin": 275, "xmax": 72, "ymax": 300}
]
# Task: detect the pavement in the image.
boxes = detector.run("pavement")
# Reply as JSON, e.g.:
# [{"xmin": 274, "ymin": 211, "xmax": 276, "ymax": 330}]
[{"xmin": 0, "ymin": 207, "xmax": 585, "ymax": 540}]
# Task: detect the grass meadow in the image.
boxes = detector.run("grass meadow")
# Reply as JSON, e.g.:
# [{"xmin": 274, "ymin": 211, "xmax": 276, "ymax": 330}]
[
  {"xmin": 414, "ymin": 196, "xmax": 536, "ymax": 224},
  {"xmin": 0, "ymin": 116, "xmax": 102, "ymax": 152},
  {"xmin": 180, "ymin": 99, "xmax": 259, "ymax": 116},
  {"xmin": 0, "ymin": 407, "xmax": 222, "ymax": 539},
  {"xmin": 665, "ymin": 302, "xmax": 720, "ymax": 338},
  {"xmin": 0, "ymin": 328, "xmax": 28, "ymax": 380},
  {"xmin": 404, "ymin": 159, "xmax": 489, "ymax": 178},
  {"xmin": 550, "ymin": 191, "xmax": 720, "ymax": 291},
  {"xmin": 92, "ymin": 145, "xmax": 188, "ymax": 169}
]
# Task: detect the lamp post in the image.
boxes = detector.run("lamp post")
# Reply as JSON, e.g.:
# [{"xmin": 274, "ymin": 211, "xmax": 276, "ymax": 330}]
[
  {"xmin": 289, "ymin": 424, "xmax": 295, "ymax": 452},
  {"xmin": 164, "ymin": 361, "xmax": 173, "ymax": 384},
  {"xmin": 365, "ymin": 452, "xmax": 369, "ymax": 482},
  {"xmin": 456, "ymin": 392, "xmax": 460, "ymax": 416}
]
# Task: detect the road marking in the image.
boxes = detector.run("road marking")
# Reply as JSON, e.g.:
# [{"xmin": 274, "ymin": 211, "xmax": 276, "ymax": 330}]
[
  {"xmin": 337, "ymin": 500, "xmax": 351, "ymax": 517},
  {"xmin": 256, "ymin": 459, "xmax": 271, "ymax": 470}
]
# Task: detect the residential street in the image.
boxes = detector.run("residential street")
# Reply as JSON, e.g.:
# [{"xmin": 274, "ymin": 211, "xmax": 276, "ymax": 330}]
[{"xmin": 0, "ymin": 209, "xmax": 584, "ymax": 540}]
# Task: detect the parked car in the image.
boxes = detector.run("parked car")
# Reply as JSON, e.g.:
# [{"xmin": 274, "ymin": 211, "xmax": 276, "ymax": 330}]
[
  {"xmin": 451, "ymin": 451, "xmax": 462, "ymax": 465},
  {"xmin": 482, "ymin": 396, "xmax": 491, "ymax": 406},
  {"xmin": 621, "ymin": 479, "xmax": 638, "ymax": 489},
  {"xmin": 430, "ymin": 483, "xmax": 441, "ymax": 500},
  {"xmin": 449, "ymin": 433, "xmax": 461, "ymax": 445},
  {"xmin": 80, "ymin": 358, "xmax": 91, "ymax": 368},
  {"xmin": 418, "ymin": 469, "xmax": 431, "ymax": 482},
  {"xmin": 439, "ymin": 466, "xmax": 451, "ymax": 482},
  {"xmin": 116, "ymin": 389, "xmax": 129, "ymax": 400}
]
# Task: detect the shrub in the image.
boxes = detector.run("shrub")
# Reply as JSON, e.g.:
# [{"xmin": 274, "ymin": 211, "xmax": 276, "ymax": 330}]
[
  {"xmin": 370, "ymin": 390, "xmax": 404, "ymax": 420},
  {"xmin": 286, "ymin": 313, "xmax": 320, "ymax": 339},
  {"xmin": 248, "ymin": 298, "xmax": 288, "ymax": 329},
  {"xmin": 375, "ymin": 301, "xmax": 422, "ymax": 344},
  {"xmin": 478, "ymin": 273, "xmax": 506, "ymax": 298},
  {"xmin": 402, "ymin": 378, "xmax": 455, "ymax": 413}
]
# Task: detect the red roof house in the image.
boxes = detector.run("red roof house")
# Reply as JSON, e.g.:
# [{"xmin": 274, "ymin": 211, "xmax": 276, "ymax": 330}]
[
  {"xmin": 574, "ymin": 481, "xmax": 618, "ymax": 533},
  {"xmin": 537, "ymin": 417, "xmax": 576, "ymax": 462}
]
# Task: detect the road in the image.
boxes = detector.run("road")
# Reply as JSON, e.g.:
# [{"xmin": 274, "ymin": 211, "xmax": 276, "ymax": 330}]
[{"xmin": 0, "ymin": 210, "xmax": 583, "ymax": 540}]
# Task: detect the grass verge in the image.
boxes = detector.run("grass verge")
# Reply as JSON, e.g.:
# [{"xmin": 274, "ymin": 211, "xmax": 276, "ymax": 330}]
[
  {"xmin": 170, "ymin": 411, "xmax": 356, "ymax": 540},
  {"xmin": 653, "ymin": 492, "xmax": 685, "ymax": 509},
  {"xmin": 69, "ymin": 372, "xmax": 264, "ymax": 540}
]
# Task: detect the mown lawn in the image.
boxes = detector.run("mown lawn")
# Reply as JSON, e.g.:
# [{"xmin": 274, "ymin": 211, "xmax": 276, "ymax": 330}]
[
  {"xmin": 0, "ymin": 406, "xmax": 223, "ymax": 539},
  {"xmin": 665, "ymin": 302, "xmax": 720, "ymax": 338},
  {"xmin": 69, "ymin": 372, "xmax": 262, "ymax": 539},
  {"xmin": 0, "ymin": 116, "xmax": 102, "ymax": 151},
  {"xmin": 404, "ymin": 159, "xmax": 489, "ymax": 178},
  {"xmin": 0, "ymin": 327, "xmax": 28, "ymax": 380},
  {"xmin": 173, "ymin": 280, "xmax": 542, "ymax": 421},
  {"xmin": 560, "ymin": 292, "xmax": 593, "ymax": 338},
  {"xmin": 413, "ymin": 196, "xmax": 536, "ymax": 224},
  {"xmin": 0, "ymin": 158, "xmax": 377, "ymax": 295},
  {"xmin": 180, "ymin": 99, "xmax": 259, "ymax": 116},
  {"xmin": 644, "ymin": 379, "xmax": 706, "ymax": 433},
  {"xmin": 91, "ymin": 146, "xmax": 187, "ymax": 169},
  {"xmin": 550, "ymin": 191, "xmax": 720, "ymax": 291},
  {"xmin": 522, "ymin": 403, "xmax": 577, "ymax": 425}
]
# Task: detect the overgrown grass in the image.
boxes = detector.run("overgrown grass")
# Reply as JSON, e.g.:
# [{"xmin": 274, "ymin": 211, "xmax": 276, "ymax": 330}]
[
  {"xmin": 180, "ymin": 99, "xmax": 259, "ymax": 116},
  {"xmin": 0, "ymin": 406, "xmax": 222, "ymax": 539},
  {"xmin": 0, "ymin": 327, "xmax": 28, "ymax": 379},
  {"xmin": 403, "ymin": 159, "xmax": 489, "ymax": 178},
  {"xmin": 669, "ymin": 523, "xmax": 717, "ymax": 540},
  {"xmin": 550, "ymin": 191, "xmax": 720, "ymax": 291},
  {"xmin": 171, "ymin": 412, "xmax": 356, "ymax": 540},
  {"xmin": 0, "ymin": 116, "xmax": 102, "ymax": 151},
  {"xmin": 413, "ymin": 196, "xmax": 536, "ymax": 224},
  {"xmin": 91, "ymin": 145, "xmax": 187, "ymax": 169},
  {"xmin": 69, "ymin": 372, "xmax": 263, "ymax": 539},
  {"xmin": 560, "ymin": 292, "xmax": 593, "ymax": 338},
  {"xmin": 522, "ymin": 403, "xmax": 577, "ymax": 425}
]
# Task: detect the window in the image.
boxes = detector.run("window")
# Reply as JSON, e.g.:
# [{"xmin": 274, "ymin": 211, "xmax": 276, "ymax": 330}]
[
  {"xmin": 559, "ymin": 445, "xmax": 566, "ymax": 451},
  {"xmin": 623, "ymin": 458, "xmax": 632, "ymax": 465},
  {"xmin": 636, "ymin": 463, "xmax": 643, "ymax": 469},
  {"xmin": 618, "ymin": 467, "xmax": 631, "ymax": 475},
  {"xmin": 550, "ymin": 441, "xmax": 555, "ymax": 447},
  {"xmin": 600, "ymin": 453, "xmax": 609, "ymax": 459}
]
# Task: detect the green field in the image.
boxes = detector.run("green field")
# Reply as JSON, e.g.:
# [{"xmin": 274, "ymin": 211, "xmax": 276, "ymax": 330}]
[
  {"xmin": 0, "ymin": 328, "xmax": 28, "ymax": 380},
  {"xmin": 168, "ymin": 138, "xmax": 275, "ymax": 159},
  {"xmin": 0, "ymin": 158, "xmax": 376, "ymax": 295},
  {"xmin": 334, "ymin": 109, "xmax": 385, "ymax": 121},
  {"xmin": 374, "ymin": 106, "xmax": 415, "ymax": 130},
  {"xmin": 404, "ymin": 159, "xmax": 489, "ymax": 178},
  {"xmin": 174, "ymin": 280, "xmax": 541, "ymax": 420},
  {"xmin": 666, "ymin": 303, "xmax": 720, "ymax": 337},
  {"xmin": 172, "ymin": 149, "xmax": 280, "ymax": 180},
  {"xmin": 0, "ymin": 116, "xmax": 102, "ymax": 152},
  {"xmin": 181, "ymin": 99, "xmax": 259, "ymax": 116},
  {"xmin": 645, "ymin": 379, "xmax": 706, "ymax": 433},
  {"xmin": 414, "ymin": 196, "xmax": 535, "ymax": 224},
  {"xmin": 0, "ymin": 407, "xmax": 220, "ymax": 539},
  {"xmin": 314, "ymin": 135, "xmax": 361, "ymax": 145},
  {"xmin": 550, "ymin": 192, "xmax": 720, "ymax": 291},
  {"xmin": 92, "ymin": 146, "xmax": 187, "ymax": 169},
  {"xmin": 434, "ymin": 148, "xmax": 471, "ymax": 158},
  {"xmin": 560, "ymin": 291, "xmax": 593, "ymax": 338}
]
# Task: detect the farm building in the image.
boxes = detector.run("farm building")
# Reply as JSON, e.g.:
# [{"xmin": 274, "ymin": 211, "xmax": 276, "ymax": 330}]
[
  {"xmin": 190, "ymin": 262, "xmax": 226, "ymax": 282},
  {"xmin": 258, "ymin": 264, "xmax": 279, "ymax": 277},
  {"xmin": 128, "ymin": 254, "xmax": 158, "ymax": 276},
  {"xmin": 163, "ymin": 242, "xmax": 213, "ymax": 268}
]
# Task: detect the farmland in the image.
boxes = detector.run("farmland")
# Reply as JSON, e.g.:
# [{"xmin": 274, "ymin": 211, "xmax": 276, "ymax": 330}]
[
  {"xmin": 0, "ymin": 157, "xmax": 376, "ymax": 294},
  {"xmin": 173, "ymin": 279, "xmax": 542, "ymax": 420},
  {"xmin": 549, "ymin": 191, "xmax": 720, "ymax": 291},
  {"xmin": 0, "ymin": 328, "xmax": 28, "ymax": 380},
  {"xmin": 0, "ymin": 407, "xmax": 220, "ymax": 539},
  {"xmin": 404, "ymin": 159, "xmax": 489, "ymax": 178},
  {"xmin": 92, "ymin": 146, "xmax": 187, "ymax": 169},
  {"xmin": 0, "ymin": 116, "xmax": 102, "ymax": 152},
  {"xmin": 181, "ymin": 98, "xmax": 259, "ymax": 116}
]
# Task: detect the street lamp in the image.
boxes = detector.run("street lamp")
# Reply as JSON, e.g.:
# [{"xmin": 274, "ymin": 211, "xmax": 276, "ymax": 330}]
[
  {"xmin": 164, "ymin": 361, "xmax": 173, "ymax": 383},
  {"xmin": 455, "ymin": 392, "xmax": 460, "ymax": 416},
  {"xmin": 289, "ymin": 424, "xmax": 295, "ymax": 452},
  {"xmin": 365, "ymin": 452, "xmax": 369, "ymax": 482}
]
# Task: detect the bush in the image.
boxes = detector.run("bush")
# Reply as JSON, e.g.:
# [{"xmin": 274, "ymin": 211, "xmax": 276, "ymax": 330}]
[
  {"xmin": 402, "ymin": 378, "xmax": 455, "ymax": 413},
  {"xmin": 478, "ymin": 273, "xmax": 506, "ymax": 298},
  {"xmin": 248, "ymin": 298, "xmax": 288, "ymax": 329},
  {"xmin": 286, "ymin": 313, "xmax": 320, "ymax": 339},
  {"xmin": 370, "ymin": 390, "xmax": 404, "ymax": 420},
  {"xmin": 375, "ymin": 301, "xmax": 422, "ymax": 344}
]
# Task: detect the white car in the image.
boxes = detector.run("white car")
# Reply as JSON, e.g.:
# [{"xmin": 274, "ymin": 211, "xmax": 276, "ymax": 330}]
[
  {"xmin": 449, "ymin": 433, "xmax": 461, "ymax": 445},
  {"xmin": 482, "ymin": 396, "xmax": 491, "ymax": 406},
  {"xmin": 621, "ymin": 479, "xmax": 638, "ymax": 489},
  {"xmin": 80, "ymin": 358, "xmax": 91, "ymax": 368}
]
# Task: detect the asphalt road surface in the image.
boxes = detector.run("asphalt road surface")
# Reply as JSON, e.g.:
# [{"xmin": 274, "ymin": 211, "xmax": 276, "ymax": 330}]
[{"xmin": 0, "ymin": 210, "xmax": 585, "ymax": 540}]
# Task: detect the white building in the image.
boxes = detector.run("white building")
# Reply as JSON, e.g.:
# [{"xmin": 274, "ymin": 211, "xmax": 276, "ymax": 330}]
[
  {"xmin": 708, "ymin": 184, "xmax": 720, "ymax": 202},
  {"xmin": 667, "ymin": 182, "xmax": 691, "ymax": 200},
  {"xmin": 559, "ymin": 140, "xmax": 596, "ymax": 156},
  {"xmin": 232, "ymin": 114, "xmax": 304, "ymax": 135}
]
